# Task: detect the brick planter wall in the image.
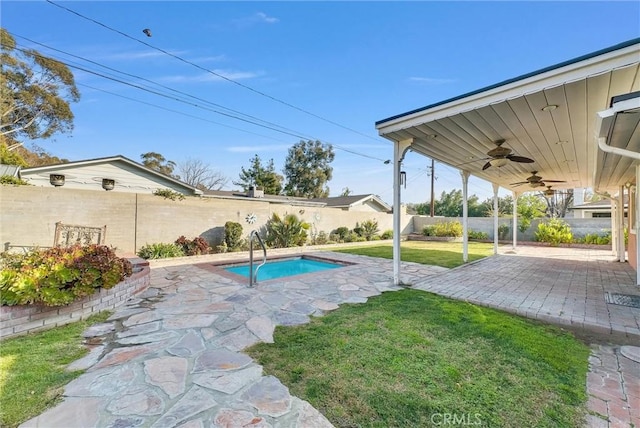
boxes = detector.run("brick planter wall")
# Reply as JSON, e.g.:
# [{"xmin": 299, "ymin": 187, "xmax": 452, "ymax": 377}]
[{"xmin": 0, "ymin": 258, "xmax": 150, "ymax": 340}]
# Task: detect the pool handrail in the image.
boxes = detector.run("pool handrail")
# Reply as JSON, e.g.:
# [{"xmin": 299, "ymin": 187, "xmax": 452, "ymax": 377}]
[{"xmin": 249, "ymin": 230, "xmax": 267, "ymax": 286}]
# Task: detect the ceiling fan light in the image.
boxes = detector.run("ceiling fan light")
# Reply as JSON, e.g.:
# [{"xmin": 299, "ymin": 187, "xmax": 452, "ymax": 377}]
[{"xmin": 489, "ymin": 158, "xmax": 508, "ymax": 168}]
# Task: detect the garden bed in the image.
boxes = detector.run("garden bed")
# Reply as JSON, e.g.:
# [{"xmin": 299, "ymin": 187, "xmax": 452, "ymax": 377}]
[{"xmin": 0, "ymin": 257, "xmax": 150, "ymax": 340}]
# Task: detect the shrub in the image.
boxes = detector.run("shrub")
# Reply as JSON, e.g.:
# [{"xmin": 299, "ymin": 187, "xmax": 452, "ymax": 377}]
[
  {"xmin": 353, "ymin": 223, "xmax": 364, "ymax": 237},
  {"xmin": 0, "ymin": 245, "xmax": 132, "ymax": 307},
  {"xmin": 333, "ymin": 227, "xmax": 350, "ymax": 242},
  {"xmin": 468, "ymin": 230, "xmax": 489, "ymax": 240},
  {"xmin": 360, "ymin": 219, "xmax": 380, "ymax": 241},
  {"xmin": 577, "ymin": 232, "xmax": 611, "ymax": 245},
  {"xmin": 498, "ymin": 223, "xmax": 510, "ymax": 240},
  {"xmin": 224, "ymin": 222, "xmax": 243, "ymax": 250},
  {"xmin": 137, "ymin": 243, "xmax": 185, "ymax": 259},
  {"xmin": 314, "ymin": 231, "xmax": 330, "ymax": 245},
  {"xmin": 153, "ymin": 188, "xmax": 185, "ymax": 201},
  {"xmin": 265, "ymin": 213, "xmax": 310, "ymax": 248},
  {"xmin": 423, "ymin": 221, "xmax": 463, "ymax": 238},
  {"xmin": 0, "ymin": 175, "xmax": 30, "ymax": 186},
  {"xmin": 535, "ymin": 219, "xmax": 573, "ymax": 246},
  {"xmin": 175, "ymin": 236, "xmax": 210, "ymax": 256},
  {"xmin": 381, "ymin": 230, "xmax": 393, "ymax": 240}
]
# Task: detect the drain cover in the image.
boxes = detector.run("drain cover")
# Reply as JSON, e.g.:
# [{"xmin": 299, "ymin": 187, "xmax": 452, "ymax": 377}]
[{"xmin": 605, "ymin": 292, "xmax": 640, "ymax": 309}]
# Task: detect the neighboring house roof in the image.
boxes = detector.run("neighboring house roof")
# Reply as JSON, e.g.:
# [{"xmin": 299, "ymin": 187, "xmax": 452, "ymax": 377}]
[
  {"xmin": 309, "ymin": 194, "xmax": 392, "ymax": 212},
  {"xmin": 0, "ymin": 164, "xmax": 21, "ymax": 177},
  {"xmin": 20, "ymin": 155, "xmax": 202, "ymax": 195},
  {"xmin": 202, "ymin": 190, "xmax": 392, "ymax": 212},
  {"xmin": 571, "ymin": 198, "xmax": 628, "ymax": 211}
]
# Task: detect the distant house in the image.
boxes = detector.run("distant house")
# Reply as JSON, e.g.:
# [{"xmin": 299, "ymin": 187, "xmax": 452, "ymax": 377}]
[
  {"xmin": 202, "ymin": 189, "xmax": 392, "ymax": 212},
  {"xmin": 15, "ymin": 155, "xmax": 202, "ymax": 196},
  {"xmin": 570, "ymin": 198, "xmax": 628, "ymax": 218}
]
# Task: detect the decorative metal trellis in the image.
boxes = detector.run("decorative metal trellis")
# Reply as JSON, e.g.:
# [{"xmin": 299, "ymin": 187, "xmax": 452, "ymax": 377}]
[{"xmin": 54, "ymin": 222, "xmax": 107, "ymax": 247}]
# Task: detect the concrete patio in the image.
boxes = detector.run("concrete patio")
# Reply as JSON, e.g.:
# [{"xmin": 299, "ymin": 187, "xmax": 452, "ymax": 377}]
[{"xmin": 20, "ymin": 246, "xmax": 640, "ymax": 427}]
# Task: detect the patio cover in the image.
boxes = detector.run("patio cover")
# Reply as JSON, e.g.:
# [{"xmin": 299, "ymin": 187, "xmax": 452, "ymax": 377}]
[{"xmin": 376, "ymin": 38, "xmax": 640, "ymax": 285}]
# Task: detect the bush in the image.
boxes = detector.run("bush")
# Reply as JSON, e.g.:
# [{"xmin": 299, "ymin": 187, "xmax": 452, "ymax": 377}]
[
  {"xmin": 381, "ymin": 230, "xmax": 393, "ymax": 240},
  {"xmin": 468, "ymin": 230, "xmax": 489, "ymax": 240},
  {"xmin": 175, "ymin": 236, "xmax": 210, "ymax": 256},
  {"xmin": 423, "ymin": 221, "xmax": 463, "ymax": 238},
  {"xmin": 577, "ymin": 232, "xmax": 611, "ymax": 245},
  {"xmin": 224, "ymin": 222, "xmax": 243, "ymax": 250},
  {"xmin": 0, "ymin": 245, "xmax": 132, "ymax": 307},
  {"xmin": 0, "ymin": 175, "xmax": 30, "ymax": 186},
  {"xmin": 314, "ymin": 231, "xmax": 330, "ymax": 245},
  {"xmin": 153, "ymin": 188, "xmax": 185, "ymax": 201},
  {"xmin": 333, "ymin": 227, "xmax": 350, "ymax": 242},
  {"xmin": 535, "ymin": 219, "xmax": 573, "ymax": 246},
  {"xmin": 360, "ymin": 219, "xmax": 380, "ymax": 241},
  {"xmin": 265, "ymin": 213, "xmax": 310, "ymax": 248},
  {"xmin": 137, "ymin": 243, "xmax": 185, "ymax": 259},
  {"xmin": 498, "ymin": 223, "xmax": 510, "ymax": 240}
]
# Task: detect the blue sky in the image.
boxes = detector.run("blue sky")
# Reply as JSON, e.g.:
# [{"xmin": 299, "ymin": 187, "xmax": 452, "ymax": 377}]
[{"xmin": 3, "ymin": 1, "xmax": 639, "ymax": 203}]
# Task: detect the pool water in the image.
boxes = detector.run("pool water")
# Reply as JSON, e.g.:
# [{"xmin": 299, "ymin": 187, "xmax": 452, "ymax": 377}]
[{"xmin": 224, "ymin": 257, "xmax": 342, "ymax": 281}]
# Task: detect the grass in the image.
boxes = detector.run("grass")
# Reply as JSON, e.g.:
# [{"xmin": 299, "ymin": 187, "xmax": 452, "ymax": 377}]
[
  {"xmin": 246, "ymin": 290, "xmax": 590, "ymax": 427},
  {"xmin": 332, "ymin": 240, "xmax": 495, "ymax": 268},
  {"xmin": 0, "ymin": 311, "xmax": 112, "ymax": 428}
]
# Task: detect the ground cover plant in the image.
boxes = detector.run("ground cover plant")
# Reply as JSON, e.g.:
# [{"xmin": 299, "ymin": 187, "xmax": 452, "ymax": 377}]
[
  {"xmin": 246, "ymin": 290, "xmax": 590, "ymax": 427},
  {"xmin": 0, "ymin": 311, "xmax": 112, "ymax": 427},
  {"xmin": 333, "ymin": 241, "xmax": 494, "ymax": 269}
]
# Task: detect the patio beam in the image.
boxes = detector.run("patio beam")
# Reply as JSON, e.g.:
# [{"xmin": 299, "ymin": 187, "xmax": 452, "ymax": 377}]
[{"xmin": 393, "ymin": 138, "xmax": 412, "ymax": 286}]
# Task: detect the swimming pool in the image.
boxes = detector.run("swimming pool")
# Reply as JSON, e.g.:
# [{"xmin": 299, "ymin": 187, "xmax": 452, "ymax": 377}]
[{"xmin": 223, "ymin": 257, "xmax": 343, "ymax": 281}]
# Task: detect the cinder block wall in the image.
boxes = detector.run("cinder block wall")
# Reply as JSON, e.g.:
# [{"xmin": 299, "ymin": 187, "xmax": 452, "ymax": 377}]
[{"xmin": 0, "ymin": 186, "xmax": 412, "ymax": 254}]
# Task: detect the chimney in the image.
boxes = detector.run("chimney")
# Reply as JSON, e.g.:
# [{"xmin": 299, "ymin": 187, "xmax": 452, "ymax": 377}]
[{"xmin": 248, "ymin": 186, "xmax": 264, "ymax": 198}]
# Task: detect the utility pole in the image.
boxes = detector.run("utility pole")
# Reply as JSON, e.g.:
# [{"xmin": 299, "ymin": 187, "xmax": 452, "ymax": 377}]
[{"xmin": 429, "ymin": 158, "xmax": 435, "ymax": 217}]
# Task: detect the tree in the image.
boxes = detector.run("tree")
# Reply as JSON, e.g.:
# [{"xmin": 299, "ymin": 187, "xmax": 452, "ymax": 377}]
[
  {"xmin": 234, "ymin": 154, "xmax": 283, "ymax": 195},
  {"xmin": 480, "ymin": 195, "xmax": 514, "ymax": 217},
  {"xmin": 141, "ymin": 152, "xmax": 176, "ymax": 177},
  {"xmin": 517, "ymin": 193, "xmax": 547, "ymax": 232},
  {"xmin": 283, "ymin": 140, "xmax": 335, "ymax": 198},
  {"xmin": 1, "ymin": 28, "xmax": 80, "ymax": 145},
  {"xmin": 341, "ymin": 187, "xmax": 352, "ymax": 197},
  {"xmin": 177, "ymin": 158, "xmax": 228, "ymax": 191},
  {"xmin": 432, "ymin": 189, "xmax": 483, "ymax": 217},
  {"xmin": 542, "ymin": 188, "xmax": 574, "ymax": 218}
]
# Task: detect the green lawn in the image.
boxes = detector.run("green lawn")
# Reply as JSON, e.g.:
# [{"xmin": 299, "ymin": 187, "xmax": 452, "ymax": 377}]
[
  {"xmin": 246, "ymin": 290, "xmax": 590, "ymax": 427},
  {"xmin": 0, "ymin": 311, "xmax": 111, "ymax": 428},
  {"xmin": 332, "ymin": 240, "xmax": 495, "ymax": 268}
]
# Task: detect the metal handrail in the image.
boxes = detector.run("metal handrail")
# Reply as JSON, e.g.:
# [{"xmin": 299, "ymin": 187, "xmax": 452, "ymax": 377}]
[{"xmin": 249, "ymin": 230, "xmax": 267, "ymax": 287}]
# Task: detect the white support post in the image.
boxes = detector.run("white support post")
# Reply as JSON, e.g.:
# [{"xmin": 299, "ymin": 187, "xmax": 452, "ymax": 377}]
[
  {"xmin": 512, "ymin": 191, "xmax": 518, "ymax": 250},
  {"xmin": 461, "ymin": 170, "xmax": 470, "ymax": 263},
  {"xmin": 618, "ymin": 186, "xmax": 625, "ymax": 262},
  {"xmin": 636, "ymin": 165, "xmax": 640, "ymax": 285},
  {"xmin": 612, "ymin": 197, "xmax": 618, "ymax": 259},
  {"xmin": 392, "ymin": 139, "xmax": 412, "ymax": 286},
  {"xmin": 492, "ymin": 183, "xmax": 499, "ymax": 255}
]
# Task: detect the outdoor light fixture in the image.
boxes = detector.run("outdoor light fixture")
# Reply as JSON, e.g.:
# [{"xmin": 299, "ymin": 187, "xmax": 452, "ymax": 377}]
[
  {"xmin": 49, "ymin": 174, "xmax": 65, "ymax": 187},
  {"xmin": 101, "ymin": 178, "xmax": 115, "ymax": 191},
  {"xmin": 541, "ymin": 104, "xmax": 558, "ymax": 111},
  {"xmin": 489, "ymin": 158, "xmax": 508, "ymax": 168}
]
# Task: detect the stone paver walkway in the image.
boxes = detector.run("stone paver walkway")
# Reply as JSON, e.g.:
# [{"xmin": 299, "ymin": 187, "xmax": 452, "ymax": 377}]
[
  {"xmin": 20, "ymin": 252, "xmax": 445, "ymax": 428},
  {"xmin": 19, "ymin": 246, "xmax": 640, "ymax": 427}
]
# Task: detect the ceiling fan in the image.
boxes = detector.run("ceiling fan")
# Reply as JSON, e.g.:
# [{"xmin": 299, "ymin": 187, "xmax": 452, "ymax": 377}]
[
  {"xmin": 510, "ymin": 171, "xmax": 566, "ymax": 188},
  {"xmin": 540, "ymin": 186, "xmax": 572, "ymax": 197},
  {"xmin": 480, "ymin": 140, "xmax": 535, "ymax": 170}
]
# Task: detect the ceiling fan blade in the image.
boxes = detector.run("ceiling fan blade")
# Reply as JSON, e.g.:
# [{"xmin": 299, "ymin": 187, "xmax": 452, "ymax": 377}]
[
  {"xmin": 481, "ymin": 161, "xmax": 492, "ymax": 170},
  {"xmin": 541, "ymin": 179, "xmax": 566, "ymax": 183},
  {"xmin": 509, "ymin": 181, "xmax": 529, "ymax": 186},
  {"xmin": 506, "ymin": 155, "xmax": 535, "ymax": 163}
]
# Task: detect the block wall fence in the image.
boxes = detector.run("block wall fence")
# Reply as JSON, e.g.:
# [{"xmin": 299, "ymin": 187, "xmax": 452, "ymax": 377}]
[{"xmin": 0, "ymin": 186, "xmax": 413, "ymax": 255}]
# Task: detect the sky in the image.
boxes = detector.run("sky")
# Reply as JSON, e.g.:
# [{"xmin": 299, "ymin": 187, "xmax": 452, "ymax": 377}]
[{"xmin": 3, "ymin": 1, "xmax": 639, "ymax": 204}]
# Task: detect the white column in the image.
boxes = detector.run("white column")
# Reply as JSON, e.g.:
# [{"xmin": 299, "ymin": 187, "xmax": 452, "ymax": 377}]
[
  {"xmin": 461, "ymin": 170, "xmax": 470, "ymax": 263},
  {"xmin": 393, "ymin": 139, "xmax": 412, "ymax": 286},
  {"xmin": 612, "ymin": 197, "xmax": 618, "ymax": 259},
  {"xmin": 512, "ymin": 191, "xmax": 518, "ymax": 250},
  {"xmin": 618, "ymin": 186, "xmax": 625, "ymax": 262},
  {"xmin": 492, "ymin": 183, "xmax": 499, "ymax": 255}
]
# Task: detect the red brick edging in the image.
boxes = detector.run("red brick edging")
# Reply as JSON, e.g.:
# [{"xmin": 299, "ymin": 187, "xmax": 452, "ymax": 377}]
[{"xmin": 0, "ymin": 258, "xmax": 150, "ymax": 340}]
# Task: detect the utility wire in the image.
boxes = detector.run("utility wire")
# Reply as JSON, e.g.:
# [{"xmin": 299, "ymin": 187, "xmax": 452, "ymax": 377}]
[
  {"xmin": 45, "ymin": 0, "xmax": 387, "ymax": 145},
  {"xmin": 7, "ymin": 38, "xmax": 390, "ymax": 163}
]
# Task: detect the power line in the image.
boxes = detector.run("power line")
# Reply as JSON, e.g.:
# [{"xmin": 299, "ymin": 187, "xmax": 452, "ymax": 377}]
[
  {"xmin": 7, "ymin": 37, "xmax": 390, "ymax": 163},
  {"xmin": 45, "ymin": 0, "xmax": 387, "ymax": 145}
]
